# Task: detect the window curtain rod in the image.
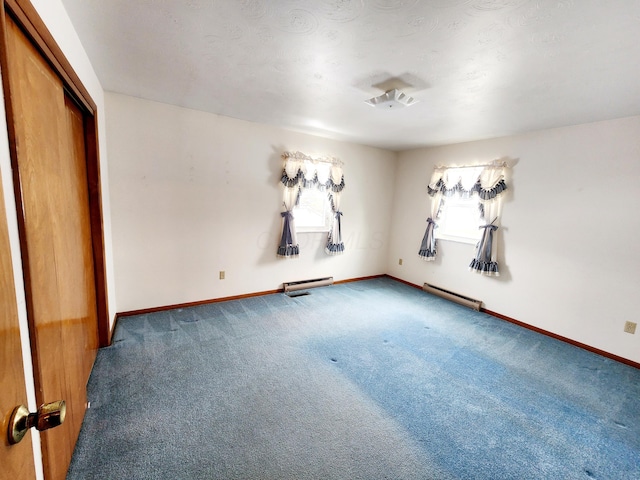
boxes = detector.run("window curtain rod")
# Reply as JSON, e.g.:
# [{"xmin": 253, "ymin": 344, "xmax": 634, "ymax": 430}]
[
  {"xmin": 433, "ymin": 161, "xmax": 508, "ymax": 171},
  {"xmin": 282, "ymin": 151, "xmax": 344, "ymax": 167}
]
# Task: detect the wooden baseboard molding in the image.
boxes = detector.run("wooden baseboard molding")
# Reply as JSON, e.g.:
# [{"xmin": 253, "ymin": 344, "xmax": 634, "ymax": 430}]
[
  {"xmin": 116, "ymin": 288, "xmax": 281, "ymax": 322},
  {"xmin": 335, "ymin": 274, "xmax": 385, "ymax": 285},
  {"xmin": 384, "ymin": 274, "xmax": 422, "ymax": 290},
  {"xmin": 112, "ymin": 275, "xmax": 640, "ymax": 369},
  {"xmin": 108, "ymin": 314, "xmax": 117, "ymax": 345},
  {"xmin": 383, "ymin": 275, "xmax": 639, "ymax": 369},
  {"xmin": 481, "ymin": 308, "xmax": 640, "ymax": 370},
  {"xmin": 116, "ymin": 275, "xmax": 389, "ymax": 325}
]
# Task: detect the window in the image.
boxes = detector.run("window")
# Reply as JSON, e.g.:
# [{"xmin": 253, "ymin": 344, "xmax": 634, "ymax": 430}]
[
  {"xmin": 278, "ymin": 151, "xmax": 345, "ymax": 257},
  {"xmin": 419, "ymin": 162, "xmax": 508, "ymax": 275},
  {"xmin": 293, "ymin": 188, "xmax": 332, "ymax": 233},
  {"xmin": 435, "ymin": 195, "xmax": 483, "ymax": 244}
]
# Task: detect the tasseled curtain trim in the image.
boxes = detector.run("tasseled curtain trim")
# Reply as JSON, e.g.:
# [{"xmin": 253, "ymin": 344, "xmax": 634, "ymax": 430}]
[
  {"xmin": 277, "ymin": 245, "xmax": 299, "ymax": 258},
  {"xmin": 469, "ymin": 259, "xmax": 500, "ymax": 276},
  {"xmin": 281, "ymin": 168, "xmax": 345, "ymax": 193},
  {"xmin": 325, "ymin": 243, "xmax": 345, "ymax": 255},
  {"xmin": 428, "ymin": 178, "xmax": 507, "ymax": 200},
  {"xmin": 419, "ymin": 248, "xmax": 437, "ymax": 261}
]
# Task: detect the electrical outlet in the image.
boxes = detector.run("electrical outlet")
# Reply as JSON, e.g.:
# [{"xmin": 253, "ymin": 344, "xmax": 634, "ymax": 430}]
[
  {"xmin": 399, "ymin": 258, "xmax": 403, "ymax": 265},
  {"xmin": 219, "ymin": 271, "xmax": 225, "ymax": 280},
  {"xmin": 624, "ymin": 321, "xmax": 636, "ymax": 334}
]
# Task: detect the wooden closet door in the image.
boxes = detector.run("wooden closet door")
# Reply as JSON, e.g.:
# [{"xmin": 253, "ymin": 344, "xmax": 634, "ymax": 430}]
[{"xmin": 4, "ymin": 14, "xmax": 98, "ymax": 480}]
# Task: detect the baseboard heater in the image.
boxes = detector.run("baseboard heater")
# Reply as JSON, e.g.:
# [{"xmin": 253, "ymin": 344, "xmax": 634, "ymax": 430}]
[
  {"xmin": 284, "ymin": 277, "xmax": 333, "ymax": 293},
  {"xmin": 423, "ymin": 283, "xmax": 482, "ymax": 311}
]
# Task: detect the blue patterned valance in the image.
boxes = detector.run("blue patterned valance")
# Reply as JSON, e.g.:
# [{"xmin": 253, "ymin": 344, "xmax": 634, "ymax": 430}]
[
  {"xmin": 280, "ymin": 151, "xmax": 345, "ymax": 193},
  {"xmin": 428, "ymin": 177, "xmax": 507, "ymax": 200},
  {"xmin": 428, "ymin": 164, "xmax": 507, "ymax": 201}
]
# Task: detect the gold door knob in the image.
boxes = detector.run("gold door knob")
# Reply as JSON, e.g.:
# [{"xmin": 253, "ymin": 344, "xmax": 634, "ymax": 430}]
[{"xmin": 7, "ymin": 400, "xmax": 66, "ymax": 445}]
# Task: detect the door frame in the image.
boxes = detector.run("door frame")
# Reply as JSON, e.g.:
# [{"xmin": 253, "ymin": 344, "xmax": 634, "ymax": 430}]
[{"xmin": 0, "ymin": 0, "xmax": 110, "ymax": 351}]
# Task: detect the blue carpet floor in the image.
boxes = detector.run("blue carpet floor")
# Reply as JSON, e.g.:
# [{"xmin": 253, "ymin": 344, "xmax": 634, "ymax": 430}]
[{"xmin": 67, "ymin": 278, "xmax": 640, "ymax": 479}]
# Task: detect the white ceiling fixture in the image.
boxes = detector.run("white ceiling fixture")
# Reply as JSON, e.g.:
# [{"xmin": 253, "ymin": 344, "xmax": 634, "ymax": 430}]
[{"xmin": 365, "ymin": 89, "xmax": 418, "ymax": 109}]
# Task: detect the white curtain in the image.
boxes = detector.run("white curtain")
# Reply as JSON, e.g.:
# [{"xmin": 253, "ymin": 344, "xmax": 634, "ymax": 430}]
[
  {"xmin": 326, "ymin": 189, "xmax": 344, "ymax": 255},
  {"xmin": 423, "ymin": 163, "xmax": 508, "ymax": 275},
  {"xmin": 469, "ymin": 167, "xmax": 506, "ymax": 276},
  {"xmin": 277, "ymin": 151, "xmax": 345, "ymax": 257},
  {"xmin": 277, "ymin": 180, "xmax": 300, "ymax": 258},
  {"xmin": 418, "ymin": 170, "xmax": 443, "ymax": 260}
]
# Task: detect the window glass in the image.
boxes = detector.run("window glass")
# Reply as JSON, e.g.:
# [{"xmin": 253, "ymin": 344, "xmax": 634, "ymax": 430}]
[
  {"xmin": 294, "ymin": 188, "xmax": 332, "ymax": 232},
  {"xmin": 435, "ymin": 195, "xmax": 483, "ymax": 244}
]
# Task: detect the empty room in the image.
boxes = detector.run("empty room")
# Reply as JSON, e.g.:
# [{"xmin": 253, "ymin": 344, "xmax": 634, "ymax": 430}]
[{"xmin": 1, "ymin": 1, "xmax": 639, "ymax": 479}]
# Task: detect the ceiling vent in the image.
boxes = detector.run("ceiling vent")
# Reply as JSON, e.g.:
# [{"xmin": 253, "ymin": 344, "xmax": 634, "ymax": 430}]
[{"xmin": 365, "ymin": 89, "xmax": 417, "ymax": 109}]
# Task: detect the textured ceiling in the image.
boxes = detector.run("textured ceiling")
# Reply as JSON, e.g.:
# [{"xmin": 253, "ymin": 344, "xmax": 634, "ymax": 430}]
[{"xmin": 60, "ymin": 0, "xmax": 640, "ymax": 151}]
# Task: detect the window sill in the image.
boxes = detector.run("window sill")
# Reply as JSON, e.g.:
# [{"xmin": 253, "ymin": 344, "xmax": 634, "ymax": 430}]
[{"xmin": 296, "ymin": 227, "xmax": 330, "ymax": 234}]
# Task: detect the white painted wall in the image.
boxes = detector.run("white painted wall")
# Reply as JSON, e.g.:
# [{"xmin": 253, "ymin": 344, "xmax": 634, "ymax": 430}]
[
  {"xmin": 105, "ymin": 93, "xmax": 640, "ymax": 363},
  {"xmin": 388, "ymin": 116, "xmax": 640, "ymax": 363},
  {"xmin": 105, "ymin": 93, "xmax": 395, "ymax": 312}
]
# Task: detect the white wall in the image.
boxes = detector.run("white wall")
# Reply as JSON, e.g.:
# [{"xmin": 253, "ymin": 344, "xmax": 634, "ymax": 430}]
[
  {"xmin": 105, "ymin": 93, "xmax": 395, "ymax": 312},
  {"xmin": 106, "ymin": 93, "xmax": 640, "ymax": 363},
  {"xmin": 388, "ymin": 116, "xmax": 640, "ymax": 363}
]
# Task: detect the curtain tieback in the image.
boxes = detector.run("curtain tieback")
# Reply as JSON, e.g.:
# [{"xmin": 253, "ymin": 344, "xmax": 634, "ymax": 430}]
[
  {"xmin": 281, "ymin": 211, "xmax": 293, "ymax": 219},
  {"xmin": 335, "ymin": 211, "xmax": 343, "ymax": 218},
  {"xmin": 426, "ymin": 217, "xmax": 436, "ymax": 225},
  {"xmin": 480, "ymin": 224, "xmax": 498, "ymax": 231}
]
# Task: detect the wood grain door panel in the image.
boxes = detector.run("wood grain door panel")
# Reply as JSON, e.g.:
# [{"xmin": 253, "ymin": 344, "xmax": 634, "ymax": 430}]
[{"xmin": 4, "ymin": 14, "xmax": 99, "ymax": 480}]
